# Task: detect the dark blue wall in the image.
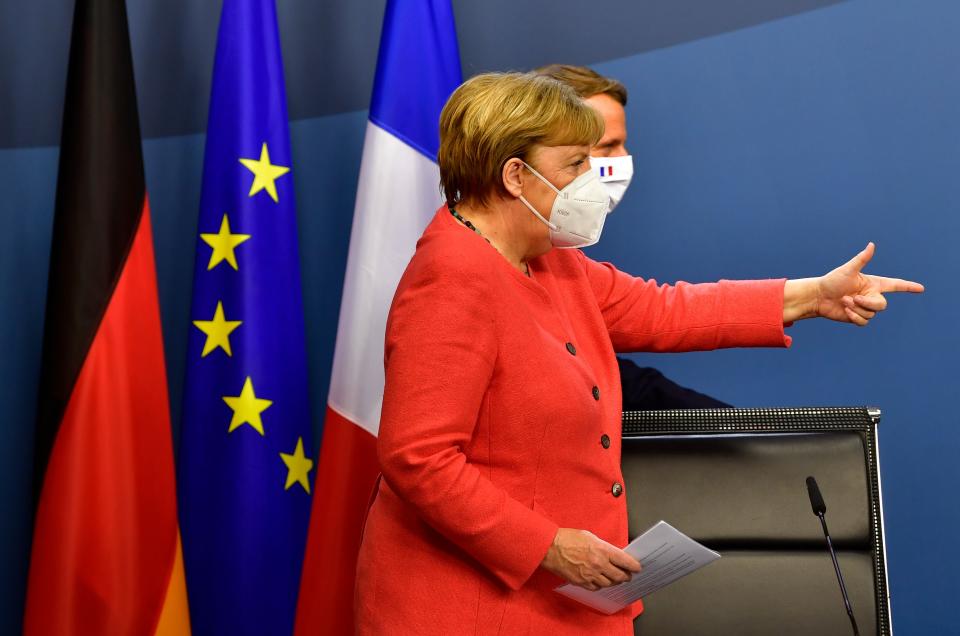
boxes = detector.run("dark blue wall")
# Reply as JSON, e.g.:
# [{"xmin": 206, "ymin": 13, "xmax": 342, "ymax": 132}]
[{"xmin": 1, "ymin": 0, "xmax": 956, "ymax": 632}]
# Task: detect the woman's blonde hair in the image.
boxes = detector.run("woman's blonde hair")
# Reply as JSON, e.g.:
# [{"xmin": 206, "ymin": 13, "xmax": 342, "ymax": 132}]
[{"xmin": 438, "ymin": 72, "xmax": 604, "ymax": 207}]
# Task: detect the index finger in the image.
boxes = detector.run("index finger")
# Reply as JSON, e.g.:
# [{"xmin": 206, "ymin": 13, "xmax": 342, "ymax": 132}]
[{"xmin": 872, "ymin": 276, "xmax": 925, "ymax": 294}]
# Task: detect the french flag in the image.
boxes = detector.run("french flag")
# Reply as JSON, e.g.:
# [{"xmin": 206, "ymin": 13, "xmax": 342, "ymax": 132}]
[{"xmin": 294, "ymin": 1, "xmax": 462, "ymax": 633}]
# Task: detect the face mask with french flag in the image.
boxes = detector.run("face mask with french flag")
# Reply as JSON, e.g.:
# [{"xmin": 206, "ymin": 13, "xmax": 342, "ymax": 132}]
[{"xmin": 589, "ymin": 154, "xmax": 634, "ymax": 211}]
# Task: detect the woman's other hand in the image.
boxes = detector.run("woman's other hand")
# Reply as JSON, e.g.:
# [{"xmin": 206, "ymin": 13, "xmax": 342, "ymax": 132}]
[
  {"xmin": 783, "ymin": 242, "xmax": 924, "ymax": 325},
  {"xmin": 541, "ymin": 528, "xmax": 641, "ymax": 591}
]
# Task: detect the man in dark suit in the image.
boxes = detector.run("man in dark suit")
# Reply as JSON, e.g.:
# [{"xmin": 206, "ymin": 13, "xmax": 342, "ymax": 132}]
[{"xmin": 536, "ymin": 64, "xmax": 730, "ymax": 410}]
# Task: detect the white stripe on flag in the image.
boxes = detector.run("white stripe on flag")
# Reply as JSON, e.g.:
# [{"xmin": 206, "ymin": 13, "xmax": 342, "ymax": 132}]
[{"xmin": 327, "ymin": 121, "xmax": 444, "ymax": 436}]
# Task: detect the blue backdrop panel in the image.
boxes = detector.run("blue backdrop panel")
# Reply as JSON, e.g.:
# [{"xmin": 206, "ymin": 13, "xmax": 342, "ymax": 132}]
[
  {"xmin": 0, "ymin": 145, "xmax": 58, "ymax": 635},
  {"xmin": 584, "ymin": 2, "xmax": 957, "ymax": 631}
]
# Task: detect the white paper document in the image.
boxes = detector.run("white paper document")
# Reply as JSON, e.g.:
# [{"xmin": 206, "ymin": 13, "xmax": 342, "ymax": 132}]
[{"xmin": 555, "ymin": 520, "xmax": 720, "ymax": 615}]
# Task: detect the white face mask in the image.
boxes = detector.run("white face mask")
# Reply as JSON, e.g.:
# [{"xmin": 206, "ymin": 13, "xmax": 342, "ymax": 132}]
[
  {"xmin": 518, "ymin": 161, "xmax": 611, "ymax": 249},
  {"xmin": 589, "ymin": 155, "xmax": 634, "ymax": 211}
]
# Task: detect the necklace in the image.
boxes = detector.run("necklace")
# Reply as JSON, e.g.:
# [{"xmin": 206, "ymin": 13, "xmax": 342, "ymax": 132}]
[
  {"xmin": 450, "ymin": 207, "xmax": 530, "ymax": 277},
  {"xmin": 450, "ymin": 207, "xmax": 488, "ymax": 243}
]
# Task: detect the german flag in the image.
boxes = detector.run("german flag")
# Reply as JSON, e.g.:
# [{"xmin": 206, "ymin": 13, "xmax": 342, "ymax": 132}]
[{"xmin": 24, "ymin": 0, "xmax": 190, "ymax": 633}]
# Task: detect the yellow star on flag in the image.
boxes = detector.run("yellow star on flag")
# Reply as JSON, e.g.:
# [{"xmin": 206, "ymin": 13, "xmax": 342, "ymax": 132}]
[
  {"xmin": 239, "ymin": 142, "xmax": 290, "ymax": 203},
  {"xmin": 223, "ymin": 377, "xmax": 272, "ymax": 435},
  {"xmin": 200, "ymin": 214, "xmax": 250, "ymax": 270},
  {"xmin": 279, "ymin": 437, "xmax": 314, "ymax": 494},
  {"xmin": 192, "ymin": 301, "xmax": 242, "ymax": 357}
]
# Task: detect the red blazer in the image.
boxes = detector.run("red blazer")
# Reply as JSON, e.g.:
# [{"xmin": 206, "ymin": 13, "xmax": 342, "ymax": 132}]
[{"xmin": 355, "ymin": 207, "xmax": 790, "ymax": 635}]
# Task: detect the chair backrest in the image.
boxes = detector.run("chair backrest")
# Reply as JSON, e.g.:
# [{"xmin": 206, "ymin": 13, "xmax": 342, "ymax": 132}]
[{"xmin": 622, "ymin": 407, "xmax": 891, "ymax": 636}]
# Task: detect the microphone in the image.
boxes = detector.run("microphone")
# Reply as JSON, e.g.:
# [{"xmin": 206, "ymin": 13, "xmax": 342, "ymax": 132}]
[
  {"xmin": 806, "ymin": 476, "xmax": 826, "ymax": 515},
  {"xmin": 806, "ymin": 476, "xmax": 860, "ymax": 636}
]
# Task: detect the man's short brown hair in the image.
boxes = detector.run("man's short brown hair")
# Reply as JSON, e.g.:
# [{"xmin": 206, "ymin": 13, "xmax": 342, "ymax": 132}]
[
  {"xmin": 438, "ymin": 72, "xmax": 604, "ymax": 207},
  {"xmin": 533, "ymin": 64, "xmax": 628, "ymax": 106}
]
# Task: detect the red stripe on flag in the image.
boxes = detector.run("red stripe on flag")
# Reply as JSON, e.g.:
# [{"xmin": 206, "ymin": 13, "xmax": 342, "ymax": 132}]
[
  {"xmin": 25, "ymin": 202, "xmax": 180, "ymax": 635},
  {"xmin": 295, "ymin": 407, "xmax": 379, "ymax": 635}
]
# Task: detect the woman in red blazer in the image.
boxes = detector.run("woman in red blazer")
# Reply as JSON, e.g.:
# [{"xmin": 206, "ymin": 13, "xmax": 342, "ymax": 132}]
[{"xmin": 354, "ymin": 72, "xmax": 922, "ymax": 635}]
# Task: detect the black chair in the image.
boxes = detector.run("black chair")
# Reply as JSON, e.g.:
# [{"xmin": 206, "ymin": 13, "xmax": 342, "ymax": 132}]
[{"xmin": 622, "ymin": 407, "xmax": 891, "ymax": 636}]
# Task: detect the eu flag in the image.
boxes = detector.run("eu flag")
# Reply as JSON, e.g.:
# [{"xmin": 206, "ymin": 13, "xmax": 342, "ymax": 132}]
[{"xmin": 179, "ymin": 1, "xmax": 312, "ymax": 633}]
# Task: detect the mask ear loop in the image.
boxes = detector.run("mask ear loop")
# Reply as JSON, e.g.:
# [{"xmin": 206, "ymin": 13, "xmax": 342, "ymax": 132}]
[
  {"xmin": 517, "ymin": 160, "xmax": 560, "ymax": 231},
  {"xmin": 521, "ymin": 161, "xmax": 563, "ymax": 196}
]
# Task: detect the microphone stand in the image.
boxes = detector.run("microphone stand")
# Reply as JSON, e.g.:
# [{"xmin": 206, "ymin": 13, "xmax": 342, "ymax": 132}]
[{"xmin": 813, "ymin": 496, "xmax": 860, "ymax": 636}]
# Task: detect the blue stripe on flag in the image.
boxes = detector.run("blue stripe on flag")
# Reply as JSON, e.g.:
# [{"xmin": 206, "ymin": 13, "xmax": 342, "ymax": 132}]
[
  {"xmin": 178, "ymin": 0, "xmax": 312, "ymax": 634},
  {"xmin": 369, "ymin": 0, "xmax": 463, "ymax": 160}
]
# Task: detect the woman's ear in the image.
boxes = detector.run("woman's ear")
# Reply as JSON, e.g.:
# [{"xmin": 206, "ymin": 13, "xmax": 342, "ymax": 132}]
[{"xmin": 501, "ymin": 158, "xmax": 525, "ymax": 198}]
